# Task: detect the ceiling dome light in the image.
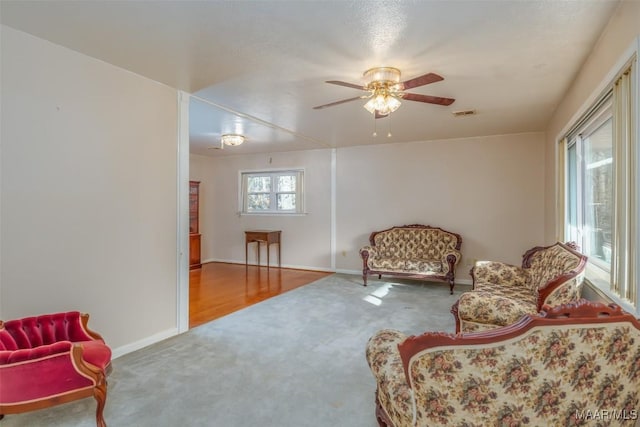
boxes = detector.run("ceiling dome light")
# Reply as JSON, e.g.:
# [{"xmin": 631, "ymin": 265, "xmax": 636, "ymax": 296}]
[{"xmin": 221, "ymin": 134, "xmax": 245, "ymax": 146}]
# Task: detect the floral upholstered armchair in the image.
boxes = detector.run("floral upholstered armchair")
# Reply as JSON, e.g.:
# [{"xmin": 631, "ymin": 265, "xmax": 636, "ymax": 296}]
[
  {"xmin": 0, "ymin": 311, "xmax": 112, "ymax": 427},
  {"xmin": 360, "ymin": 224, "xmax": 462, "ymax": 294},
  {"xmin": 366, "ymin": 300, "xmax": 640, "ymax": 427},
  {"xmin": 451, "ymin": 242, "xmax": 587, "ymax": 332}
]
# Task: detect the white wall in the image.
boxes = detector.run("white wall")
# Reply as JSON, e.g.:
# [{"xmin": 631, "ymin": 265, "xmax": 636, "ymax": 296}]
[
  {"xmin": 193, "ymin": 149, "xmax": 333, "ymax": 270},
  {"xmin": 336, "ymin": 133, "xmax": 546, "ymax": 281},
  {"xmin": 198, "ymin": 133, "xmax": 545, "ymax": 281},
  {"xmin": 544, "ymin": 0, "xmax": 640, "ymax": 243},
  {"xmin": 0, "ymin": 26, "xmax": 179, "ymax": 351}
]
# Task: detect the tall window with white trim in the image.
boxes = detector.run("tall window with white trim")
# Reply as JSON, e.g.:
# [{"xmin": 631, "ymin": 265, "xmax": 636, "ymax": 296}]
[{"xmin": 561, "ymin": 55, "xmax": 637, "ymax": 314}]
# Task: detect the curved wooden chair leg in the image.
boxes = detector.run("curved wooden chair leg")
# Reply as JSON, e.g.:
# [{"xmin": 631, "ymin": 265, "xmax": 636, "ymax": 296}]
[{"xmin": 94, "ymin": 379, "xmax": 108, "ymax": 427}]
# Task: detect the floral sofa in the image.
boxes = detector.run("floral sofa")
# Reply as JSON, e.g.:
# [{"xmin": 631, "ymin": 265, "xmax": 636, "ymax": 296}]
[
  {"xmin": 366, "ymin": 299, "xmax": 640, "ymax": 427},
  {"xmin": 451, "ymin": 242, "xmax": 587, "ymax": 332},
  {"xmin": 359, "ymin": 224, "xmax": 462, "ymax": 294}
]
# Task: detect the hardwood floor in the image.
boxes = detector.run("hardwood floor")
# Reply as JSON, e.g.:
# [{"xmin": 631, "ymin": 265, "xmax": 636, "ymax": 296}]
[{"xmin": 189, "ymin": 262, "xmax": 333, "ymax": 328}]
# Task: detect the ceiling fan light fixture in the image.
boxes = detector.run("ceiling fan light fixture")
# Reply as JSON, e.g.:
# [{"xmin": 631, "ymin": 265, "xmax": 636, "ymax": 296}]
[
  {"xmin": 363, "ymin": 67, "xmax": 401, "ymax": 86},
  {"xmin": 221, "ymin": 134, "xmax": 245, "ymax": 146},
  {"xmin": 363, "ymin": 92, "xmax": 401, "ymax": 115}
]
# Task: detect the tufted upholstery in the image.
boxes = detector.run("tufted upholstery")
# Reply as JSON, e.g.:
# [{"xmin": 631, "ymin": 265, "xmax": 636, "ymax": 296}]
[
  {"xmin": 360, "ymin": 225, "xmax": 462, "ymax": 294},
  {"xmin": 451, "ymin": 242, "xmax": 587, "ymax": 333},
  {"xmin": 367, "ymin": 300, "xmax": 640, "ymax": 427},
  {"xmin": 0, "ymin": 311, "xmax": 111, "ymax": 427}
]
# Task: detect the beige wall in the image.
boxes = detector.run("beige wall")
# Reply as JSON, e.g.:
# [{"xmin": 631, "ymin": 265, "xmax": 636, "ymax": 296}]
[
  {"xmin": 192, "ymin": 149, "xmax": 333, "ymax": 270},
  {"xmin": 198, "ymin": 134, "xmax": 545, "ymax": 281},
  {"xmin": 0, "ymin": 26, "xmax": 179, "ymax": 352},
  {"xmin": 544, "ymin": 0, "xmax": 640, "ymax": 243},
  {"xmin": 336, "ymin": 133, "xmax": 546, "ymax": 281}
]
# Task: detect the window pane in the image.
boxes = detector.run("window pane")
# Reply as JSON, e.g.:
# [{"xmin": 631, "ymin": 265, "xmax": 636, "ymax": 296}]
[
  {"xmin": 248, "ymin": 176, "xmax": 271, "ymax": 193},
  {"xmin": 277, "ymin": 194, "xmax": 295, "ymax": 211},
  {"xmin": 247, "ymin": 194, "xmax": 271, "ymax": 211},
  {"xmin": 566, "ymin": 143, "xmax": 578, "ymax": 243},
  {"xmin": 277, "ymin": 175, "xmax": 296, "ymax": 192},
  {"xmin": 583, "ymin": 118, "xmax": 613, "ymax": 266}
]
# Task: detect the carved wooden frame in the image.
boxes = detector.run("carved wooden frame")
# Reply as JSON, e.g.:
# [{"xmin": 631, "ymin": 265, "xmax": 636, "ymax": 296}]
[
  {"xmin": 0, "ymin": 313, "xmax": 110, "ymax": 427},
  {"xmin": 405, "ymin": 300, "xmax": 637, "ymax": 384},
  {"xmin": 360, "ymin": 224, "xmax": 462, "ymax": 295}
]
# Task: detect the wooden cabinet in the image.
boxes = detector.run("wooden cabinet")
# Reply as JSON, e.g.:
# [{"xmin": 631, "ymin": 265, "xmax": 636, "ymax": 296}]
[
  {"xmin": 189, "ymin": 233, "xmax": 201, "ymax": 270},
  {"xmin": 189, "ymin": 181, "xmax": 201, "ymax": 269}
]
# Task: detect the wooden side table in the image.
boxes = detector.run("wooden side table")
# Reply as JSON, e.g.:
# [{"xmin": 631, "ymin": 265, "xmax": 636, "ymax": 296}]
[{"xmin": 245, "ymin": 230, "xmax": 281, "ymax": 268}]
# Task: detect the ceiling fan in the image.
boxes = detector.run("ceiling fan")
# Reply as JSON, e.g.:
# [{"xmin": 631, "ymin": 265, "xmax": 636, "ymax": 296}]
[{"xmin": 313, "ymin": 67, "xmax": 455, "ymax": 118}]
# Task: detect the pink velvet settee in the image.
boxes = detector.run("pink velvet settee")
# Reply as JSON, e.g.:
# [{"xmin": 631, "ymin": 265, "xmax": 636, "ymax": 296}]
[
  {"xmin": 0, "ymin": 311, "xmax": 112, "ymax": 426},
  {"xmin": 366, "ymin": 300, "xmax": 640, "ymax": 426}
]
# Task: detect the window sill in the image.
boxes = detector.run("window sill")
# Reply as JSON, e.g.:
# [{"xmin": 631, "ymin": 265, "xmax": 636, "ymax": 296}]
[
  {"xmin": 239, "ymin": 212, "xmax": 308, "ymax": 217},
  {"xmin": 584, "ymin": 277, "xmax": 639, "ymax": 317}
]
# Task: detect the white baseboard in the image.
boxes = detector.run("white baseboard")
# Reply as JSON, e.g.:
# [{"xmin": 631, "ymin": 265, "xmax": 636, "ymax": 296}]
[
  {"xmin": 204, "ymin": 258, "xmax": 334, "ymax": 273},
  {"xmin": 204, "ymin": 260, "xmax": 473, "ymax": 286},
  {"xmin": 335, "ymin": 268, "xmax": 473, "ymax": 286},
  {"xmin": 111, "ymin": 327, "xmax": 179, "ymax": 359}
]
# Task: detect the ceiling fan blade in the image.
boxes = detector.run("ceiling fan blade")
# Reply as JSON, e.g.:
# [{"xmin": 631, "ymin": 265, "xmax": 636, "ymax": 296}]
[
  {"xmin": 402, "ymin": 92, "xmax": 455, "ymax": 106},
  {"xmin": 326, "ymin": 80, "xmax": 366, "ymax": 90},
  {"xmin": 313, "ymin": 96, "xmax": 364, "ymax": 110},
  {"xmin": 399, "ymin": 73, "xmax": 444, "ymax": 90}
]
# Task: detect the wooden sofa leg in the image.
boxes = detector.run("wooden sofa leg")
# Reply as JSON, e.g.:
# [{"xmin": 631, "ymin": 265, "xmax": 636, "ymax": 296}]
[
  {"xmin": 378, "ymin": 274, "xmax": 381, "ymax": 279},
  {"xmin": 363, "ymin": 273, "xmax": 368, "ymax": 287},
  {"xmin": 94, "ymin": 379, "xmax": 108, "ymax": 427},
  {"xmin": 449, "ymin": 279, "xmax": 454, "ymax": 295}
]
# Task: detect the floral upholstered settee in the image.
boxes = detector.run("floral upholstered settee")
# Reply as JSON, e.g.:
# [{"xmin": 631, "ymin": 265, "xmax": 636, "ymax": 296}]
[
  {"xmin": 359, "ymin": 224, "xmax": 462, "ymax": 294},
  {"xmin": 451, "ymin": 242, "xmax": 587, "ymax": 333},
  {"xmin": 366, "ymin": 300, "xmax": 640, "ymax": 427}
]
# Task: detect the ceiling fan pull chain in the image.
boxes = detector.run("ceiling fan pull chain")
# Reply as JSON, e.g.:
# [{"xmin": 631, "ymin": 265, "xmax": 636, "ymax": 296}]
[
  {"xmin": 373, "ymin": 115, "xmax": 378, "ymax": 137},
  {"xmin": 387, "ymin": 114, "xmax": 392, "ymax": 138}
]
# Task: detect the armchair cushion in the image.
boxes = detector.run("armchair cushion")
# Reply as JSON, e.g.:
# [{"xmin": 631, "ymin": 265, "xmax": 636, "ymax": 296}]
[
  {"xmin": 366, "ymin": 330, "xmax": 413, "ymax": 427},
  {"xmin": 471, "ymin": 261, "xmax": 530, "ymax": 290}
]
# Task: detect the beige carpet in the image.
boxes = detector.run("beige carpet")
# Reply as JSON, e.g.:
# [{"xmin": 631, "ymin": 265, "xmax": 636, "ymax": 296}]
[{"xmin": 2, "ymin": 274, "xmax": 466, "ymax": 427}]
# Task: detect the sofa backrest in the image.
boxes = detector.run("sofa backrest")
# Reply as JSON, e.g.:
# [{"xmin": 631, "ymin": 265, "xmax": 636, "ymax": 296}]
[
  {"xmin": 0, "ymin": 312, "xmax": 92, "ymax": 350},
  {"xmin": 371, "ymin": 224, "xmax": 461, "ymax": 259},
  {"xmin": 523, "ymin": 242, "xmax": 587, "ymax": 292},
  {"xmin": 398, "ymin": 300, "xmax": 640, "ymax": 426}
]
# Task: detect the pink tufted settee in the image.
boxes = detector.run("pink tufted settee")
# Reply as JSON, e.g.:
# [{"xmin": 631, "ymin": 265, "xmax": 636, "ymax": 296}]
[
  {"xmin": 360, "ymin": 224, "xmax": 462, "ymax": 294},
  {"xmin": 366, "ymin": 300, "xmax": 640, "ymax": 426},
  {"xmin": 0, "ymin": 311, "xmax": 112, "ymax": 426}
]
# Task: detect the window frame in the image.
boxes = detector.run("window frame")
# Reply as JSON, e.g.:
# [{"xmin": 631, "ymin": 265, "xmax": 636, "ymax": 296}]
[
  {"xmin": 239, "ymin": 168, "xmax": 305, "ymax": 215},
  {"xmin": 565, "ymin": 100, "xmax": 613, "ymax": 273},
  {"xmin": 559, "ymin": 40, "xmax": 638, "ymax": 316}
]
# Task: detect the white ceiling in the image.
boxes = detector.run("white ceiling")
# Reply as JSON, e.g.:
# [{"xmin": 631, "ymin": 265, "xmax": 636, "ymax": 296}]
[{"xmin": 1, "ymin": 0, "xmax": 619, "ymax": 157}]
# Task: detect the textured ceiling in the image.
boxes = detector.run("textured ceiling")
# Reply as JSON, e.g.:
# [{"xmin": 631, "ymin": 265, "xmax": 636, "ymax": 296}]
[{"xmin": 0, "ymin": 0, "xmax": 620, "ymax": 156}]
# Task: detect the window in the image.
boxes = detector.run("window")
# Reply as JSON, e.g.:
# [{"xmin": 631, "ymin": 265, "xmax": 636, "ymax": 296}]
[
  {"xmin": 561, "ymin": 55, "xmax": 637, "ymax": 314},
  {"xmin": 241, "ymin": 170, "xmax": 304, "ymax": 214},
  {"xmin": 565, "ymin": 99, "xmax": 613, "ymax": 270}
]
